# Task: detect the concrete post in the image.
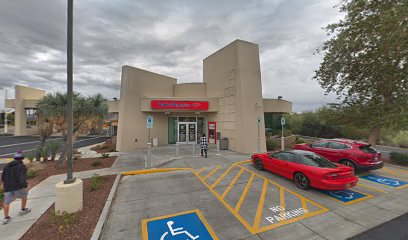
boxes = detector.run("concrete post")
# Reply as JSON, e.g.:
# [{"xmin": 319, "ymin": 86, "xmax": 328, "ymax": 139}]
[{"xmin": 55, "ymin": 179, "xmax": 83, "ymax": 214}]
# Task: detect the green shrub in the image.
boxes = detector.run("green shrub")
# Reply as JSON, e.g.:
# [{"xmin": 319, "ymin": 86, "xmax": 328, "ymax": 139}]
[
  {"xmin": 393, "ymin": 131, "xmax": 408, "ymax": 148},
  {"xmin": 101, "ymin": 153, "xmax": 110, "ymax": 158},
  {"xmin": 27, "ymin": 169, "xmax": 37, "ymax": 179},
  {"xmin": 37, "ymin": 146, "xmax": 49, "ymax": 161},
  {"xmin": 46, "ymin": 141, "xmax": 61, "ymax": 161},
  {"xmin": 266, "ymin": 139, "xmax": 277, "ymax": 151},
  {"xmin": 49, "ymin": 210, "xmax": 78, "ymax": 233},
  {"xmin": 91, "ymin": 160, "xmax": 102, "ymax": 167},
  {"xmin": 389, "ymin": 152, "xmax": 408, "ymax": 165},
  {"xmin": 73, "ymin": 154, "xmax": 81, "ymax": 160},
  {"xmin": 295, "ymin": 136, "xmax": 306, "ymax": 144},
  {"xmin": 90, "ymin": 174, "xmax": 103, "ymax": 191},
  {"xmin": 25, "ymin": 150, "xmax": 36, "ymax": 162}
]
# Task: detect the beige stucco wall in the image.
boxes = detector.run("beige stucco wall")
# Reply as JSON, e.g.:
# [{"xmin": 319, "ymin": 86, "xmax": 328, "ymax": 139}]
[
  {"xmin": 203, "ymin": 40, "xmax": 267, "ymax": 154},
  {"xmin": 14, "ymin": 85, "xmax": 45, "ymax": 136},
  {"xmin": 116, "ymin": 66, "xmax": 177, "ymax": 151},
  {"xmin": 263, "ymin": 99, "xmax": 292, "ymax": 113},
  {"xmin": 107, "ymin": 100, "xmax": 120, "ymax": 113},
  {"xmin": 173, "ymin": 83, "xmax": 206, "ymax": 98}
]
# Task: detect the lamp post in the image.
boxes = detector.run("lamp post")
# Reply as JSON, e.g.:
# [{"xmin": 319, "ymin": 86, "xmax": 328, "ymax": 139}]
[
  {"xmin": 64, "ymin": 0, "xmax": 75, "ymax": 184},
  {"xmin": 4, "ymin": 88, "xmax": 8, "ymax": 134}
]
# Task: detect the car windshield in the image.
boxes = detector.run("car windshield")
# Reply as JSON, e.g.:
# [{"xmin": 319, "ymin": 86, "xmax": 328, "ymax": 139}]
[
  {"xmin": 298, "ymin": 153, "xmax": 338, "ymax": 168},
  {"xmin": 359, "ymin": 145, "xmax": 377, "ymax": 154}
]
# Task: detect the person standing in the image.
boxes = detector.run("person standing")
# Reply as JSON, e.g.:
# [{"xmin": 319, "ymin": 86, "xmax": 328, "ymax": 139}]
[
  {"xmin": 1, "ymin": 151, "xmax": 31, "ymax": 225},
  {"xmin": 200, "ymin": 133, "xmax": 208, "ymax": 158}
]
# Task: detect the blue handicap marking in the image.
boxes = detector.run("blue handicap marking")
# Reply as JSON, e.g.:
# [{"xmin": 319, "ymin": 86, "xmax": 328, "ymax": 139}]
[
  {"xmin": 360, "ymin": 174, "xmax": 408, "ymax": 188},
  {"xmin": 318, "ymin": 189, "xmax": 367, "ymax": 203},
  {"xmin": 146, "ymin": 211, "xmax": 215, "ymax": 240}
]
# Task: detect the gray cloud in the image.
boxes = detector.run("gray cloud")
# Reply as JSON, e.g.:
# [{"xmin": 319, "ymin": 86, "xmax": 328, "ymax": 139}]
[{"xmin": 0, "ymin": 0, "xmax": 343, "ymax": 112}]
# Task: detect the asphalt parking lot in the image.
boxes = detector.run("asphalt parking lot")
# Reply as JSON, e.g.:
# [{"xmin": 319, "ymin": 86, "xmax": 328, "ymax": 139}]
[{"xmin": 101, "ymin": 152, "xmax": 408, "ymax": 240}]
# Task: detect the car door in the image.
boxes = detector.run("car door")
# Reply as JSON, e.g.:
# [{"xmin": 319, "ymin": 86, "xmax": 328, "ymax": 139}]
[
  {"xmin": 270, "ymin": 152, "xmax": 294, "ymax": 179},
  {"xmin": 326, "ymin": 142, "xmax": 348, "ymax": 162},
  {"xmin": 311, "ymin": 141, "xmax": 330, "ymax": 158}
]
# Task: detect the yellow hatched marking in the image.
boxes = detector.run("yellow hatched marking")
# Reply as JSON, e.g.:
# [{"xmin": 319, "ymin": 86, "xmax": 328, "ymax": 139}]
[
  {"xmin": 357, "ymin": 183, "xmax": 387, "ymax": 193},
  {"xmin": 253, "ymin": 179, "xmax": 268, "ymax": 229},
  {"xmin": 234, "ymin": 173, "xmax": 255, "ymax": 212},
  {"xmin": 381, "ymin": 167, "xmax": 402, "ymax": 176},
  {"xmin": 203, "ymin": 166, "xmax": 221, "ymax": 180},
  {"xmin": 279, "ymin": 187, "xmax": 285, "ymax": 214},
  {"xmin": 301, "ymin": 199, "xmax": 308, "ymax": 211},
  {"xmin": 196, "ymin": 167, "xmax": 207, "ymax": 175},
  {"xmin": 211, "ymin": 164, "xmax": 235, "ymax": 188},
  {"xmin": 387, "ymin": 166, "xmax": 408, "ymax": 174},
  {"xmin": 221, "ymin": 168, "xmax": 244, "ymax": 198}
]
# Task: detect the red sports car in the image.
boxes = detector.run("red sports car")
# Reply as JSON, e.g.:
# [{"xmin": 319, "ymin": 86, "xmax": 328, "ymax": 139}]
[
  {"xmin": 293, "ymin": 139, "xmax": 383, "ymax": 171},
  {"xmin": 251, "ymin": 150, "xmax": 358, "ymax": 190}
]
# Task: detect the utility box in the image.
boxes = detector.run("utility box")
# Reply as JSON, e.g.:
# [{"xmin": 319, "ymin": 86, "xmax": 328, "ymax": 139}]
[{"xmin": 219, "ymin": 137, "xmax": 228, "ymax": 150}]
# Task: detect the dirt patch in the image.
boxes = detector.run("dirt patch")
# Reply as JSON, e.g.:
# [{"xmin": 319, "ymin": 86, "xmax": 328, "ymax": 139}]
[
  {"xmin": 20, "ymin": 174, "xmax": 116, "ymax": 240},
  {"xmin": 27, "ymin": 156, "xmax": 116, "ymax": 190}
]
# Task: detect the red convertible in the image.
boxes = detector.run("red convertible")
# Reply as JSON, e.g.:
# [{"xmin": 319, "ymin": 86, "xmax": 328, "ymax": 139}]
[{"xmin": 251, "ymin": 150, "xmax": 358, "ymax": 190}]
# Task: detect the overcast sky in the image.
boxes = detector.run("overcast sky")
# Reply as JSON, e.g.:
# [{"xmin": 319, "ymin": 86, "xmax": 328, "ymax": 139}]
[{"xmin": 0, "ymin": 0, "xmax": 343, "ymax": 112}]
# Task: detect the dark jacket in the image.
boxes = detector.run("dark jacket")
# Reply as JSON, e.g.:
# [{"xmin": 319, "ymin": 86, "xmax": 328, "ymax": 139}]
[{"xmin": 1, "ymin": 160, "xmax": 28, "ymax": 192}]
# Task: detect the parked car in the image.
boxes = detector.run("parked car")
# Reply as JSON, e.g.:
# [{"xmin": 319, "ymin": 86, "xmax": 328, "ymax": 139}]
[
  {"xmin": 293, "ymin": 138, "xmax": 383, "ymax": 171},
  {"xmin": 251, "ymin": 150, "xmax": 358, "ymax": 190}
]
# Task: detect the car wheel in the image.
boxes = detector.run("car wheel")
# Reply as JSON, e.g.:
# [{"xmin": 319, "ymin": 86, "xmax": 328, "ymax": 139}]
[
  {"xmin": 341, "ymin": 160, "xmax": 357, "ymax": 170},
  {"xmin": 254, "ymin": 158, "xmax": 264, "ymax": 171},
  {"xmin": 294, "ymin": 172, "xmax": 310, "ymax": 190}
]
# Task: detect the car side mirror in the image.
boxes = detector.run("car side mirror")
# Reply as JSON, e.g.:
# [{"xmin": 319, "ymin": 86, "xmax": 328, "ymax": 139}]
[
  {"xmin": 268, "ymin": 154, "xmax": 274, "ymax": 159},
  {"xmin": 309, "ymin": 144, "xmax": 313, "ymax": 148}
]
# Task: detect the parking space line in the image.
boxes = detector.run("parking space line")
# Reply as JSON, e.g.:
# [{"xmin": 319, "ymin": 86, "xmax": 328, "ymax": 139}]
[
  {"xmin": 203, "ymin": 166, "xmax": 221, "ymax": 180},
  {"xmin": 356, "ymin": 183, "xmax": 387, "ymax": 193},
  {"xmin": 221, "ymin": 168, "xmax": 244, "ymax": 198},
  {"xmin": 234, "ymin": 173, "xmax": 255, "ymax": 212},
  {"xmin": 197, "ymin": 167, "xmax": 207, "ymax": 175},
  {"xmin": 211, "ymin": 165, "xmax": 235, "ymax": 188},
  {"xmin": 279, "ymin": 188, "xmax": 285, "ymax": 214},
  {"xmin": 253, "ymin": 179, "xmax": 268, "ymax": 229}
]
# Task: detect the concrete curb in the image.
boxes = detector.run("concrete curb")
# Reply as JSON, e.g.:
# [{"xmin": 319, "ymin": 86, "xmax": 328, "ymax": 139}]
[{"xmin": 90, "ymin": 173, "xmax": 121, "ymax": 240}]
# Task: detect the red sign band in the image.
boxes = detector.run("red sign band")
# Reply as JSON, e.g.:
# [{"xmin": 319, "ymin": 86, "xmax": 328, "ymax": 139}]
[{"xmin": 151, "ymin": 100, "xmax": 209, "ymax": 110}]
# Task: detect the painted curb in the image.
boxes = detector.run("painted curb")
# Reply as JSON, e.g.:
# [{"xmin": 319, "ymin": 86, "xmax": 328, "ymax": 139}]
[
  {"xmin": 90, "ymin": 173, "xmax": 121, "ymax": 240},
  {"xmin": 121, "ymin": 168, "xmax": 193, "ymax": 176}
]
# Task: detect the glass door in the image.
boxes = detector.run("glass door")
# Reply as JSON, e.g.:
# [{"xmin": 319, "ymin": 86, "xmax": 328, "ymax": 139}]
[
  {"xmin": 188, "ymin": 123, "xmax": 196, "ymax": 143},
  {"xmin": 178, "ymin": 122, "xmax": 197, "ymax": 144},
  {"xmin": 178, "ymin": 123, "xmax": 187, "ymax": 143}
]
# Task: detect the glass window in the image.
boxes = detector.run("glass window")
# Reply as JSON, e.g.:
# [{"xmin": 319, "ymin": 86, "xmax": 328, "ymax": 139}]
[
  {"xmin": 359, "ymin": 145, "xmax": 377, "ymax": 153},
  {"xmin": 312, "ymin": 141, "xmax": 328, "ymax": 148},
  {"xmin": 273, "ymin": 152, "xmax": 295, "ymax": 162},
  {"xmin": 327, "ymin": 142, "xmax": 348, "ymax": 149},
  {"xmin": 168, "ymin": 117, "xmax": 177, "ymax": 144},
  {"xmin": 296, "ymin": 153, "xmax": 337, "ymax": 168}
]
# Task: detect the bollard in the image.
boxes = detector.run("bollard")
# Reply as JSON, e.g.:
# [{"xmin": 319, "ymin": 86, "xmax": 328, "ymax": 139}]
[
  {"xmin": 216, "ymin": 141, "xmax": 221, "ymax": 155},
  {"xmin": 281, "ymin": 137, "xmax": 285, "ymax": 151},
  {"xmin": 146, "ymin": 143, "xmax": 152, "ymax": 168},
  {"xmin": 192, "ymin": 143, "xmax": 196, "ymax": 157},
  {"xmin": 176, "ymin": 142, "xmax": 180, "ymax": 157}
]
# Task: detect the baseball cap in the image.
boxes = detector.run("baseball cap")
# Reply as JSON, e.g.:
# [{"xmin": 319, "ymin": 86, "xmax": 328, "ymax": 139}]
[{"xmin": 14, "ymin": 150, "xmax": 25, "ymax": 160}]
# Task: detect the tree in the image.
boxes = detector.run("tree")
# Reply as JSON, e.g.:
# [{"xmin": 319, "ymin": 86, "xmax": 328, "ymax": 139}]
[
  {"xmin": 37, "ymin": 92, "xmax": 108, "ymax": 167},
  {"xmin": 314, "ymin": 0, "xmax": 408, "ymax": 145}
]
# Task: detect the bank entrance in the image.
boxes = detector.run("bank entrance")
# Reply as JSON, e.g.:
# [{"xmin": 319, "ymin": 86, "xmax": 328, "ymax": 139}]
[{"xmin": 168, "ymin": 117, "xmax": 205, "ymax": 144}]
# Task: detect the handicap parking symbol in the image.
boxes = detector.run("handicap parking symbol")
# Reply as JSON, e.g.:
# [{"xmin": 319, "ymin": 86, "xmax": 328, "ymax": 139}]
[
  {"xmin": 360, "ymin": 174, "xmax": 408, "ymax": 188},
  {"xmin": 318, "ymin": 189, "xmax": 368, "ymax": 203},
  {"xmin": 143, "ymin": 210, "xmax": 218, "ymax": 240}
]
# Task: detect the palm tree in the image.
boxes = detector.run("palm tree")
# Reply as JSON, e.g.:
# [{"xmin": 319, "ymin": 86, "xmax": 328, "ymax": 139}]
[{"xmin": 37, "ymin": 92, "xmax": 108, "ymax": 168}]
